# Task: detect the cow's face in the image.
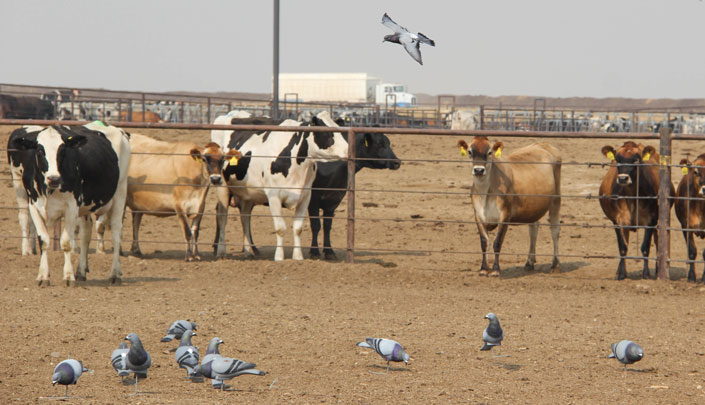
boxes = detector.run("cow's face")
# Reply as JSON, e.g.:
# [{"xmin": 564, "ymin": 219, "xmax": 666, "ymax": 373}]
[
  {"xmin": 602, "ymin": 142, "xmax": 654, "ymax": 186},
  {"xmin": 357, "ymin": 132, "xmax": 401, "ymax": 170},
  {"xmin": 190, "ymin": 142, "xmax": 236, "ymax": 186},
  {"xmin": 30, "ymin": 127, "xmax": 87, "ymax": 191},
  {"xmin": 682, "ymin": 155, "xmax": 705, "ymax": 196},
  {"xmin": 458, "ymin": 136, "xmax": 503, "ymax": 178},
  {"xmin": 307, "ymin": 112, "xmax": 348, "ymax": 160}
]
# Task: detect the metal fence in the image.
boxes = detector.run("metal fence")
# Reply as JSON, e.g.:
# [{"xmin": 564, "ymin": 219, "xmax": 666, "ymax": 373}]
[{"xmin": 2, "ymin": 118, "xmax": 705, "ymax": 282}]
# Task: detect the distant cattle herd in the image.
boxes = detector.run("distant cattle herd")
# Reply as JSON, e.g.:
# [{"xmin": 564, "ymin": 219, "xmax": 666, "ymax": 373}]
[{"xmin": 4, "ymin": 107, "xmax": 705, "ymax": 286}]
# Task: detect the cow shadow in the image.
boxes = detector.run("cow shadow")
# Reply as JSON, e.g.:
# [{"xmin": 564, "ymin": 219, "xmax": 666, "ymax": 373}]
[
  {"xmin": 76, "ymin": 276, "xmax": 179, "ymax": 287},
  {"xmin": 499, "ymin": 261, "xmax": 590, "ymax": 279},
  {"xmin": 624, "ymin": 265, "xmax": 689, "ymax": 281}
]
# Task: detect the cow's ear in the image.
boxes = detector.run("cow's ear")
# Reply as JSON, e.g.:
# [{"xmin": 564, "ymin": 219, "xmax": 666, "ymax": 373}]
[
  {"xmin": 189, "ymin": 147, "xmax": 203, "ymax": 162},
  {"xmin": 642, "ymin": 145, "xmax": 656, "ymax": 162},
  {"xmin": 492, "ymin": 142, "xmax": 504, "ymax": 158},
  {"xmin": 311, "ymin": 116, "xmax": 323, "ymax": 126},
  {"xmin": 601, "ymin": 146, "xmax": 616, "ymax": 161},
  {"xmin": 225, "ymin": 149, "xmax": 242, "ymax": 167},
  {"xmin": 457, "ymin": 140, "xmax": 469, "ymax": 156},
  {"xmin": 334, "ymin": 117, "xmax": 345, "ymax": 126},
  {"xmin": 65, "ymin": 134, "xmax": 87, "ymax": 148}
]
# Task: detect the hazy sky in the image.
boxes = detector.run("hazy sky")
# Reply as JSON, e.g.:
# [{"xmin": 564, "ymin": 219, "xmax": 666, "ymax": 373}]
[{"xmin": 3, "ymin": 0, "xmax": 704, "ymax": 98}]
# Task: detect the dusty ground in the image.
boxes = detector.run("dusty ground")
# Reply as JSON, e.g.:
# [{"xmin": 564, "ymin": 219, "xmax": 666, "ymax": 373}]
[{"xmin": 1, "ymin": 125, "xmax": 705, "ymax": 404}]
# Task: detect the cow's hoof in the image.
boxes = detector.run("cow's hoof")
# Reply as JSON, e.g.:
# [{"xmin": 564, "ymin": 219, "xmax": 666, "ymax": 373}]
[
  {"xmin": 65, "ymin": 279, "xmax": 76, "ymax": 287},
  {"xmin": 109, "ymin": 276, "xmax": 122, "ymax": 285},
  {"xmin": 309, "ymin": 250, "xmax": 321, "ymax": 259},
  {"xmin": 479, "ymin": 270, "xmax": 488, "ymax": 277},
  {"xmin": 550, "ymin": 265, "xmax": 561, "ymax": 274},
  {"xmin": 616, "ymin": 274, "xmax": 626, "ymax": 281},
  {"xmin": 38, "ymin": 279, "xmax": 50, "ymax": 287},
  {"xmin": 75, "ymin": 273, "xmax": 87, "ymax": 282},
  {"xmin": 324, "ymin": 251, "xmax": 338, "ymax": 261},
  {"xmin": 524, "ymin": 262, "xmax": 535, "ymax": 271},
  {"xmin": 131, "ymin": 249, "xmax": 143, "ymax": 257},
  {"xmin": 489, "ymin": 271, "xmax": 500, "ymax": 278}
]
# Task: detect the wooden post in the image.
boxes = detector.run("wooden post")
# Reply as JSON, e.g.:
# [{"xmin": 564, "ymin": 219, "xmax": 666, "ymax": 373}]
[
  {"xmin": 657, "ymin": 127, "xmax": 672, "ymax": 280},
  {"xmin": 346, "ymin": 127, "xmax": 356, "ymax": 263}
]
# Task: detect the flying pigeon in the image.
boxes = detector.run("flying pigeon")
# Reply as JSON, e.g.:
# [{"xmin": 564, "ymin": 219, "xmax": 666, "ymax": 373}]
[
  {"xmin": 51, "ymin": 358, "xmax": 88, "ymax": 399},
  {"xmin": 381, "ymin": 12, "xmax": 435, "ymax": 65},
  {"xmin": 356, "ymin": 338, "xmax": 410, "ymax": 373},
  {"xmin": 481, "ymin": 313, "xmax": 506, "ymax": 357},
  {"xmin": 162, "ymin": 320, "xmax": 197, "ymax": 342},
  {"xmin": 123, "ymin": 333, "xmax": 152, "ymax": 394},
  {"xmin": 110, "ymin": 342, "xmax": 130, "ymax": 383},
  {"xmin": 175, "ymin": 330, "xmax": 200, "ymax": 379},
  {"xmin": 202, "ymin": 337, "xmax": 227, "ymax": 389},
  {"xmin": 608, "ymin": 340, "xmax": 644, "ymax": 369},
  {"xmin": 193, "ymin": 356, "xmax": 266, "ymax": 391}
]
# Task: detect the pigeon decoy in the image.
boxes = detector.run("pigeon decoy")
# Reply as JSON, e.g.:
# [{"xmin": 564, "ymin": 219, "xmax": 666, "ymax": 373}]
[
  {"xmin": 481, "ymin": 313, "xmax": 506, "ymax": 357},
  {"xmin": 193, "ymin": 356, "xmax": 266, "ymax": 391},
  {"xmin": 51, "ymin": 358, "xmax": 88, "ymax": 399},
  {"xmin": 174, "ymin": 330, "xmax": 200, "ymax": 379},
  {"xmin": 123, "ymin": 333, "xmax": 152, "ymax": 394},
  {"xmin": 202, "ymin": 337, "xmax": 227, "ymax": 389},
  {"xmin": 381, "ymin": 12, "xmax": 435, "ymax": 65},
  {"xmin": 608, "ymin": 340, "xmax": 644, "ymax": 369},
  {"xmin": 162, "ymin": 320, "xmax": 197, "ymax": 342},
  {"xmin": 110, "ymin": 342, "xmax": 130, "ymax": 383},
  {"xmin": 356, "ymin": 337, "xmax": 410, "ymax": 373}
]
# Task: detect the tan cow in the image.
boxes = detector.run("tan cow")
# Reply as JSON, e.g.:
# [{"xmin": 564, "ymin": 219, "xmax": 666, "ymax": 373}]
[
  {"xmin": 674, "ymin": 154, "xmax": 705, "ymax": 283},
  {"xmin": 99, "ymin": 133, "xmax": 240, "ymax": 261},
  {"xmin": 457, "ymin": 137, "xmax": 561, "ymax": 277}
]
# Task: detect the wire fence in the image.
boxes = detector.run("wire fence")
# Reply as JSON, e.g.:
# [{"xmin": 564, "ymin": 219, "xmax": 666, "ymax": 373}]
[{"xmin": 2, "ymin": 119, "xmax": 705, "ymax": 281}]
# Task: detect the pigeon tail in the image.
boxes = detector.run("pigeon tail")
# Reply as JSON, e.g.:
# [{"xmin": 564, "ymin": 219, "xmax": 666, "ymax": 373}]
[
  {"xmin": 357, "ymin": 341, "xmax": 372, "ymax": 349},
  {"xmin": 232, "ymin": 369, "xmax": 266, "ymax": 377},
  {"xmin": 480, "ymin": 342, "xmax": 493, "ymax": 351},
  {"xmin": 417, "ymin": 33, "xmax": 435, "ymax": 46},
  {"xmin": 161, "ymin": 335, "xmax": 175, "ymax": 342},
  {"xmin": 607, "ymin": 353, "xmax": 616, "ymax": 358}
]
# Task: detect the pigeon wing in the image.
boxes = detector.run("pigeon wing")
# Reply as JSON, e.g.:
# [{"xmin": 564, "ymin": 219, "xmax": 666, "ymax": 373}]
[
  {"xmin": 382, "ymin": 13, "xmax": 408, "ymax": 33},
  {"xmin": 417, "ymin": 32, "xmax": 435, "ymax": 46},
  {"xmin": 176, "ymin": 346, "xmax": 200, "ymax": 369},
  {"xmin": 400, "ymin": 36, "xmax": 423, "ymax": 65}
]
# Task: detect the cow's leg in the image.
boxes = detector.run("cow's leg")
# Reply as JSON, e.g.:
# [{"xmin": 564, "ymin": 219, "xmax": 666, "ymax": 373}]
[
  {"xmin": 95, "ymin": 213, "xmax": 107, "ymax": 254},
  {"xmin": 684, "ymin": 231, "xmax": 697, "ymax": 282},
  {"xmin": 130, "ymin": 212, "xmax": 143, "ymax": 257},
  {"xmin": 291, "ymin": 192, "xmax": 312, "ymax": 261},
  {"xmin": 175, "ymin": 209, "xmax": 194, "ymax": 262},
  {"xmin": 107, "ymin": 202, "xmax": 125, "ymax": 285},
  {"xmin": 614, "ymin": 227, "xmax": 629, "ymax": 280},
  {"xmin": 490, "ymin": 224, "xmax": 509, "ymax": 277},
  {"xmin": 548, "ymin": 193, "xmax": 561, "ymax": 272},
  {"xmin": 30, "ymin": 205, "xmax": 52, "ymax": 286},
  {"xmin": 190, "ymin": 189, "xmax": 209, "ymax": 262},
  {"xmin": 76, "ymin": 215, "xmax": 92, "ymax": 282},
  {"xmin": 525, "ymin": 222, "xmax": 539, "ymax": 271},
  {"xmin": 701, "ymin": 248, "xmax": 705, "ymax": 283},
  {"xmin": 267, "ymin": 196, "xmax": 287, "ymax": 262},
  {"xmin": 476, "ymin": 221, "xmax": 490, "ymax": 276},
  {"xmin": 240, "ymin": 201, "xmax": 259, "ymax": 257},
  {"xmin": 308, "ymin": 201, "xmax": 322, "ymax": 259},
  {"xmin": 60, "ymin": 209, "xmax": 78, "ymax": 286},
  {"xmin": 640, "ymin": 223, "xmax": 656, "ymax": 279},
  {"xmin": 214, "ymin": 199, "xmax": 229, "ymax": 259},
  {"xmin": 322, "ymin": 207, "xmax": 337, "ymax": 261},
  {"xmin": 14, "ymin": 186, "xmax": 36, "ymax": 255}
]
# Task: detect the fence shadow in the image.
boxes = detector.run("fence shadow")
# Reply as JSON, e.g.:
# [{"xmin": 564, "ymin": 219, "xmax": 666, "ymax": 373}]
[{"xmin": 500, "ymin": 261, "xmax": 590, "ymax": 279}]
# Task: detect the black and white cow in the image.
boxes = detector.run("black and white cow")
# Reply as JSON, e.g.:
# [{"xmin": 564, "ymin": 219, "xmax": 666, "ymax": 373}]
[
  {"xmin": 308, "ymin": 129, "xmax": 401, "ymax": 260},
  {"xmin": 211, "ymin": 111, "xmax": 348, "ymax": 261},
  {"xmin": 8, "ymin": 122, "xmax": 130, "ymax": 286}
]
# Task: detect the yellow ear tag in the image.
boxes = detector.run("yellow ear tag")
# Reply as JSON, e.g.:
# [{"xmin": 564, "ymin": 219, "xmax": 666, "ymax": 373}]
[
  {"xmin": 229, "ymin": 156, "xmax": 239, "ymax": 166},
  {"xmin": 365, "ymin": 139, "xmax": 369, "ymax": 147},
  {"xmin": 494, "ymin": 148, "xmax": 502, "ymax": 158},
  {"xmin": 191, "ymin": 155, "xmax": 200, "ymax": 162},
  {"xmin": 460, "ymin": 147, "xmax": 467, "ymax": 156},
  {"xmin": 606, "ymin": 151, "xmax": 615, "ymax": 161},
  {"xmin": 68, "ymin": 136, "xmax": 73, "ymax": 140},
  {"xmin": 683, "ymin": 167, "xmax": 689, "ymax": 175},
  {"xmin": 642, "ymin": 152, "xmax": 651, "ymax": 161}
]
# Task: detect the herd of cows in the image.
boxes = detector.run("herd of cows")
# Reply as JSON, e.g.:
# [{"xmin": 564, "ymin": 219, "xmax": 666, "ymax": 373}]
[{"xmin": 6, "ymin": 109, "xmax": 705, "ymax": 286}]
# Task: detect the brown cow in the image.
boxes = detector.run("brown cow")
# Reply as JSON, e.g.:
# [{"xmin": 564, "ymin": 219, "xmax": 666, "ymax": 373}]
[
  {"xmin": 98, "ymin": 133, "xmax": 240, "ymax": 261},
  {"xmin": 458, "ymin": 137, "xmax": 562, "ymax": 277},
  {"xmin": 599, "ymin": 142, "xmax": 675, "ymax": 280},
  {"xmin": 118, "ymin": 110, "xmax": 162, "ymax": 122},
  {"xmin": 675, "ymin": 154, "xmax": 705, "ymax": 283}
]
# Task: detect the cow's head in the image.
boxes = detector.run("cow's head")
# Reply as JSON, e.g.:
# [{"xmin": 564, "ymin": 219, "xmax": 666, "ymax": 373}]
[
  {"xmin": 356, "ymin": 130, "xmax": 401, "ymax": 170},
  {"xmin": 307, "ymin": 111, "xmax": 348, "ymax": 160},
  {"xmin": 602, "ymin": 142, "xmax": 655, "ymax": 186},
  {"xmin": 457, "ymin": 136, "xmax": 503, "ymax": 178},
  {"xmin": 190, "ymin": 142, "xmax": 240, "ymax": 186},
  {"xmin": 681, "ymin": 154, "xmax": 705, "ymax": 196}
]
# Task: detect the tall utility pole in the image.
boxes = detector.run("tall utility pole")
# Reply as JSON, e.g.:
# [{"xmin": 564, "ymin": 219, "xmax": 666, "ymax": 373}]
[{"xmin": 272, "ymin": 0, "xmax": 280, "ymax": 119}]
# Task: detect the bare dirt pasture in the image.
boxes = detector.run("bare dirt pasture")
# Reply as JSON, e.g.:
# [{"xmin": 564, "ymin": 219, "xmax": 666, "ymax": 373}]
[{"xmin": 1, "ymin": 125, "xmax": 705, "ymax": 404}]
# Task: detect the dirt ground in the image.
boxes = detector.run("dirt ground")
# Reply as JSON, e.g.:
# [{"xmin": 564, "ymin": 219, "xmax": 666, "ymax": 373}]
[{"xmin": 1, "ymin": 124, "xmax": 705, "ymax": 404}]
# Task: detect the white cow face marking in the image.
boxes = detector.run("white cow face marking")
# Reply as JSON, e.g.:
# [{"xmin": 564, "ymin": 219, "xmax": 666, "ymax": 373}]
[{"xmin": 36, "ymin": 127, "xmax": 66, "ymax": 189}]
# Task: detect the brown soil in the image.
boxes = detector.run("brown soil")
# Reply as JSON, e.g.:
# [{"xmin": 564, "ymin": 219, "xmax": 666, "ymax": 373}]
[{"xmin": 1, "ymin": 125, "xmax": 704, "ymax": 404}]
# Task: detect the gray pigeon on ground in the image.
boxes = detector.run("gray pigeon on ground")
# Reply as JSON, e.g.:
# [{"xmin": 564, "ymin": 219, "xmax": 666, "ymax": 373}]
[
  {"xmin": 381, "ymin": 12, "xmax": 435, "ymax": 65},
  {"xmin": 202, "ymin": 337, "xmax": 227, "ymax": 389},
  {"xmin": 162, "ymin": 320, "xmax": 197, "ymax": 342},
  {"xmin": 356, "ymin": 337, "xmax": 410, "ymax": 373},
  {"xmin": 608, "ymin": 340, "xmax": 644, "ymax": 369},
  {"xmin": 123, "ymin": 333, "xmax": 152, "ymax": 394},
  {"xmin": 193, "ymin": 356, "xmax": 266, "ymax": 391},
  {"xmin": 174, "ymin": 330, "xmax": 200, "ymax": 379},
  {"xmin": 481, "ymin": 313, "xmax": 505, "ymax": 356},
  {"xmin": 110, "ymin": 342, "xmax": 130, "ymax": 382},
  {"xmin": 51, "ymin": 358, "xmax": 88, "ymax": 398}
]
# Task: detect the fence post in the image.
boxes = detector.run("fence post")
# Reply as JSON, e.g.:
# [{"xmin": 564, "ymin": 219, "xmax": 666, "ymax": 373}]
[
  {"xmin": 657, "ymin": 127, "xmax": 672, "ymax": 280},
  {"xmin": 346, "ymin": 127, "xmax": 356, "ymax": 263},
  {"xmin": 479, "ymin": 105, "xmax": 484, "ymax": 129}
]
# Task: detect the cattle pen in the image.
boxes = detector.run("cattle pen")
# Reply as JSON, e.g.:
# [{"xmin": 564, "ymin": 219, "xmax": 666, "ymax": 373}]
[{"xmin": 1, "ymin": 118, "xmax": 703, "ymax": 283}]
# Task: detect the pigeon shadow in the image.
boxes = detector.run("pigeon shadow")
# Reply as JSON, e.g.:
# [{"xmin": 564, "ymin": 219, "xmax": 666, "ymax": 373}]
[
  {"xmin": 367, "ymin": 364, "xmax": 412, "ymax": 373},
  {"xmin": 498, "ymin": 261, "xmax": 590, "ymax": 279},
  {"xmin": 624, "ymin": 367, "xmax": 656, "ymax": 373}
]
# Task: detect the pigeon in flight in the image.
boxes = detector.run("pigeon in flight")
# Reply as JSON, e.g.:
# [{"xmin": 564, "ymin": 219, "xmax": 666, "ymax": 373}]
[
  {"xmin": 174, "ymin": 330, "xmax": 200, "ymax": 379},
  {"xmin": 110, "ymin": 342, "xmax": 130, "ymax": 383},
  {"xmin": 193, "ymin": 356, "xmax": 266, "ymax": 391},
  {"xmin": 51, "ymin": 358, "xmax": 88, "ymax": 399},
  {"xmin": 123, "ymin": 333, "xmax": 152, "ymax": 394},
  {"xmin": 356, "ymin": 337, "xmax": 410, "ymax": 373},
  {"xmin": 162, "ymin": 320, "xmax": 197, "ymax": 342},
  {"xmin": 481, "ymin": 313, "xmax": 507, "ymax": 357},
  {"xmin": 381, "ymin": 12, "xmax": 435, "ymax": 65},
  {"xmin": 608, "ymin": 340, "xmax": 644, "ymax": 369}
]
